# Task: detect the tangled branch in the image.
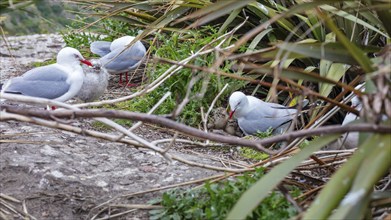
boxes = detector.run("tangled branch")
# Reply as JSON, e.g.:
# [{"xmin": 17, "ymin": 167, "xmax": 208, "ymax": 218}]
[{"xmin": 1, "ymin": 100, "xmax": 390, "ymax": 155}]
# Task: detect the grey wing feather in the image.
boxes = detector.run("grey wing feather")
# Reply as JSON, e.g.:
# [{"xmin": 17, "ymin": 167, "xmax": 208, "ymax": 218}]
[
  {"xmin": 22, "ymin": 65, "xmax": 69, "ymax": 81},
  {"xmin": 100, "ymin": 41, "xmax": 146, "ymax": 73},
  {"xmin": 5, "ymin": 65, "xmax": 70, "ymax": 99},
  {"xmin": 239, "ymin": 105, "xmax": 295, "ymax": 134},
  {"xmin": 90, "ymin": 41, "xmax": 112, "ymax": 57},
  {"xmin": 6, "ymin": 78, "xmax": 70, "ymax": 99}
]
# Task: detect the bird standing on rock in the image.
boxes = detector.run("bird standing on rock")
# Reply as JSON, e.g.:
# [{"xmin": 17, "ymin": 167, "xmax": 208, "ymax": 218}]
[
  {"xmin": 229, "ymin": 91, "xmax": 298, "ymax": 135},
  {"xmin": 90, "ymin": 36, "xmax": 146, "ymax": 86},
  {"xmin": 1, "ymin": 47, "xmax": 92, "ymax": 106}
]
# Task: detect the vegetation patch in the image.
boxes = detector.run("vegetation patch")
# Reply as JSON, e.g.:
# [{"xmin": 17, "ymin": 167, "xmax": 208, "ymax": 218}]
[{"xmin": 150, "ymin": 168, "xmax": 300, "ymax": 220}]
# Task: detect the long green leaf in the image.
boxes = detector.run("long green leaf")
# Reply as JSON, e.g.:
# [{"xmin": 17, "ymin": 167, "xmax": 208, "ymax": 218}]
[
  {"xmin": 318, "ymin": 33, "xmax": 335, "ymax": 97},
  {"xmin": 373, "ymin": 3, "xmax": 391, "ymax": 36},
  {"xmin": 247, "ymin": 28, "xmax": 273, "ymax": 52},
  {"xmin": 226, "ymin": 134, "xmax": 340, "ymax": 220},
  {"xmin": 320, "ymin": 5, "xmax": 389, "ymax": 38},
  {"xmin": 329, "ymin": 133, "xmax": 391, "ymax": 219},
  {"xmin": 250, "ymin": 2, "xmax": 300, "ymax": 37},
  {"xmin": 173, "ymin": 0, "xmax": 254, "ymax": 26},
  {"xmin": 303, "ymin": 133, "xmax": 390, "ymax": 219},
  {"xmin": 217, "ymin": 8, "xmax": 241, "ymax": 35},
  {"xmin": 187, "ymin": 0, "xmax": 255, "ymax": 29},
  {"xmin": 308, "ymin": 13, "xmax": 325, "ymax": 41},
  {"xmin": 319, "ymin": 63, "xmax": 350, "ymax": 97},
  {"xmin": 235, "ymin": 42, "xmax": 381, "ymax": 65},
  {"xmin": 317, "ymin": 10, "xmax": 376, "ymax": 73},
  {"xmin": 276, "ymin": 42, "xmax": 380, "ymax": 65},
  {"xmin": 139, "ymin": 6, "xmax": 190, "ymax": 36}
]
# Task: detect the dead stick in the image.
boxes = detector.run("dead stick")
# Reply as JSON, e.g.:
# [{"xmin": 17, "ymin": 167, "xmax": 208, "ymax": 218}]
[{"xmin": 2, "ymin": 105, "xmax": 390, "ymax": 155}]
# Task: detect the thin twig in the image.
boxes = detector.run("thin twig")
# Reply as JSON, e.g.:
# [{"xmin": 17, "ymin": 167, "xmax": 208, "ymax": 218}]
[{"xmin": 129, "ymin": 91, "xmax": 171, "ymax": 132}]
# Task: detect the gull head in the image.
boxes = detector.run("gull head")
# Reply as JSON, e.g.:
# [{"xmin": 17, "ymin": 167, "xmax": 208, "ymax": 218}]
[
  {"xmin": 229, "ymin": 91, "xmax": 248, "ymax": 119},
  {"xmin": 57, "ymin": 47, "xmax": 92, "ymax": 67}
]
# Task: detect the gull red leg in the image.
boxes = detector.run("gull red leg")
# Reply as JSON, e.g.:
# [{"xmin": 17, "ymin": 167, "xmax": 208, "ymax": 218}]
[
  {"xmin": 118, "ymin": 73, "xmax": 123, "ymax": 86},
  {"xmin": 125, "ymin": 72, "xmax": 138, "ymax": 87}
]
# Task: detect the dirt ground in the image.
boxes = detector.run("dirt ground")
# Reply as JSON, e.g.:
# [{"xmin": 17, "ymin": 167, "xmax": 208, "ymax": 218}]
[{"xmin": 0, "ymin": 34, "xmax": 238, "ymax": 219}]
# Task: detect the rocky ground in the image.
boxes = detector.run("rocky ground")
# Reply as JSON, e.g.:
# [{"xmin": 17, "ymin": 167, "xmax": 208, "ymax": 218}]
[{"xmin": 0, "ymin": 34, "xmax": 240, "ymax": 219}]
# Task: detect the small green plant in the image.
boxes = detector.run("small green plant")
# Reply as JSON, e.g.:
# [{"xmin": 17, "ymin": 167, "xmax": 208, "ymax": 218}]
[
  {"xmin": 62, "ymin": 31, "xmax": 103, "ymax": 56},
  {"xmin": 150, "ymin": 168, "xmax": 299, "ymax": 220},
  {"xmin": 32, "ymin": 58, "xmax": 56, "ymax": 67},
  {"xmin": 240, "ymin": 148, "xmax": 269, "ymax": 161},
  {"xmin": 240, "ymin": 128, "xmax": 273, "ymax": 160},
  {"xmin": 254, "ymin": 128, "xmax": 274, "ymax": 139},
  {"xmin": 62, "ymin": 17, "xmax": 142, "ymax": 57}
]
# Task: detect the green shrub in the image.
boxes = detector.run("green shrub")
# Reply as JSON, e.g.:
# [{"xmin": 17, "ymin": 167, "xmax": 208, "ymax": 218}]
[{"xmin": 150, "ymin": 168, "xmax": 299, "ymax": 220}]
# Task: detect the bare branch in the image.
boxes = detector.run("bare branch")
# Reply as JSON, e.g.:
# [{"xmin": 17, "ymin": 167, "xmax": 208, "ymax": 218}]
[{"xmin": 2, "ymin": 104, "xmax": 390, "ymax": 155}]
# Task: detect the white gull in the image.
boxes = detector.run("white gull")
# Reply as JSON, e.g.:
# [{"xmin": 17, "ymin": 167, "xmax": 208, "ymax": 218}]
[
  {"xmin": 1, "ymin": 47, "xmax": 92, "ymax": 103},
  {"xmin": 229, "ymin": 91, "xmax": 298, "ymax": 135}
]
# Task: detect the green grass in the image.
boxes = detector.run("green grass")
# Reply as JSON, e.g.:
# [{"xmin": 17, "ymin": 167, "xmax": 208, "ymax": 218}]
[
  {"xmin": 90, "ymin": 121, "xmax": 113, "ymax": 131},
  {"xmin": 240, "ymin": 148, "xmax": 270, "ymax": 161},
  {"xmin": 32, "ymin": 58, "xmax": 56, "ymax": 67},
  {"xmin": 239, "ymin": 128, "xmax": 273, "ymax": 160},
  {"xmin": 149, "ymin": 168, "xmax": 300, "ymax": 220}
]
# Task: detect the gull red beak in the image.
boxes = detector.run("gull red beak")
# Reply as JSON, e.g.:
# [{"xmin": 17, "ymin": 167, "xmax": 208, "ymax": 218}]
[
  {"xmin": 229, "ymin": 110, "xmax": 235, "ymax": 119},
  {"xmin": 81, "ymin": 59, "xmax": 93, "ymax": 66}
]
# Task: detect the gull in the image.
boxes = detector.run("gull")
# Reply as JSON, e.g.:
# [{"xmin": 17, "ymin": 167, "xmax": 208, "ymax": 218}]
[
  {"xmin": 1, "ymin": 47, "xmax": 92, "ymax": 108},
  {"xmin": 90, "ymin": 36, "xmax": 146, "ymax": 86},
  {"xmin": 229, "ymin": 91, "xmax": 298, "ymax": 135}
]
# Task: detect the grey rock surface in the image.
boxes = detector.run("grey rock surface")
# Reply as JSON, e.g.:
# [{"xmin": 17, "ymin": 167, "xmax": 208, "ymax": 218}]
[{"xmin": 0, "ymin": 34, "xmax": 229, "ymax": 219}]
